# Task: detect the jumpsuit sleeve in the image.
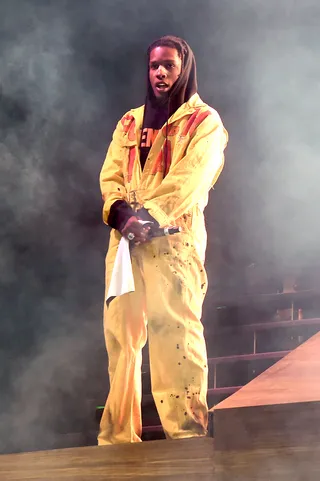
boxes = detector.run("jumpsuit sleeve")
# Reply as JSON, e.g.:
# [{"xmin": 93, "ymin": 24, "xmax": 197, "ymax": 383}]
[
  {"xmin": 99, "ymin": 118, "xmax": 130, "ymax": 225},
  {"xmin": 143, "ymin": 111, "xmax": 228, "ymax": 226}
]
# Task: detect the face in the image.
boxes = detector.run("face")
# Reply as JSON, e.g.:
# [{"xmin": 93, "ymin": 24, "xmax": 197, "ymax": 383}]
[{"xmin": 149, "ymin": 46, "xmax": 182, "ymax": 99}]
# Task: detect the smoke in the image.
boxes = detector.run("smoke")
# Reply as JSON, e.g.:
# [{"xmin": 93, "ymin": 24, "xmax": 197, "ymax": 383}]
[
  {"xmin": 0, "ymin": 1, "xmax": 110, "ymax": 453},
  {"xmin": 0, "ymin": 319, "xmax": 104, "ymax": 453},
  {"xmin": 247, "ymin": 15, "xmax": 320, "ymax": 268},
  {"xmin": 196, "ymin": 0, "xmax": 320, "ymax": 297}
]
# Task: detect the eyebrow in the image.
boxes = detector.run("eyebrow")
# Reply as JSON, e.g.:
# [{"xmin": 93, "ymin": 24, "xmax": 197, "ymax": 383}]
[{"xmin": 149, "ymin": 59, "xmax": 178, "ymax": 64}]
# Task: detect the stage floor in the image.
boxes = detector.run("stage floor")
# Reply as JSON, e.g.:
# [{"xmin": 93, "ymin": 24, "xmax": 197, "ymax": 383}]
[{"xmin": 0, "ymin": 437, "xmax": 215, "ymax": 481}]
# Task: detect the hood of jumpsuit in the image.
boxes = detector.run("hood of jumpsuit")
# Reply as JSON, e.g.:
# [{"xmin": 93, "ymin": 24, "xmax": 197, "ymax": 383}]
[{"xmin": 142, "ymin": 35, "xmax": 199, "ymax": 137}]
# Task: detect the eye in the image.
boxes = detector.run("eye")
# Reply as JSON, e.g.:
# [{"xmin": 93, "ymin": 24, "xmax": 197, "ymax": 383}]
[
  {"xmin": 166, "ymin": 63, "xmax": 175, "ymax": 69},
  {"xmin": 150, "ymin": 63, "xmax": 159, "ymax": 70}
]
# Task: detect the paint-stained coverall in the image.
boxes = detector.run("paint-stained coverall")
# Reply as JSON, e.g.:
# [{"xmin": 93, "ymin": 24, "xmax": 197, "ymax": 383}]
[{"xmin": 98, "ymin": 92, "xmax": 228, "ymax": 444}]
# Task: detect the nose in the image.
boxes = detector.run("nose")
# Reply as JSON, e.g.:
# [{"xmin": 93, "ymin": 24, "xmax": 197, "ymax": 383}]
[{"xmin": 156, "ymin": 65, "xmax": 166, "ymax": 78}]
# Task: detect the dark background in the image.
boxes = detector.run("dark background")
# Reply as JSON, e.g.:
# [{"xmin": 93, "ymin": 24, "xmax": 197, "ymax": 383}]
[{"xmin": 1, "ymin": 0, "xmax": 320, "ymax": 453}]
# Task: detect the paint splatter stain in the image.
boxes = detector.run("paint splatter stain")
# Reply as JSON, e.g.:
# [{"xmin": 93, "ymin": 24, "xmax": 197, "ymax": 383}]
[
  {"xmin": 178, "ymin": 362, "xmax": 181, "ymax": 366},
  {"xmin": 160, "ymin": 400, "xmax": 163, "ymax": 403},
  {"xmin": 183, "ymin": 356, "xmax": 186, "ymax": 359},
  {"xmin": 185, "ymin": 242, "xmax": 189, "ymax": 246},
  {"xmin": 187, "ymin": 396, "xmax": 191, "ymax": 399},
  {"xmin": 176, "ymin": 395, "xmax": 180, "ymax": 399},
  {"xmin": 201, "ymin": 283, "xmax": 205, "ymax": 289},
  {"xmin": 184, "ymin": 412, "xmax": 187, "ymax": 416},
  {"xmin": 176, "ymin": 344, "xmax": 180, "ymax": 349}
]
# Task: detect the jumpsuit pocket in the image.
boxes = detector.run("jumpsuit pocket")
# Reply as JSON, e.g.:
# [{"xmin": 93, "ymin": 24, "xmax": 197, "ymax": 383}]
[
  {"xmin": 105, "ymin": 230, "xmax": 121, "ymax": 292},
  {"xmin": 121, "ymin": 134, "xmax": 138, "ymax": 185}
]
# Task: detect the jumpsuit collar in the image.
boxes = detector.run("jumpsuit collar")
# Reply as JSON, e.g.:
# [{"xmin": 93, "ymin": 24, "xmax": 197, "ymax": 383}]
[{"xmin": 136, "ymin": 93, "xmax": 207, "ymax": 131}]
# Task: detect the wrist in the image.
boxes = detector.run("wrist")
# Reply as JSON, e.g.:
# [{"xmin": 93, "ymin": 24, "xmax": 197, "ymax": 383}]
[
  {"xmin": 136, "ymin": 207, "xmax": 159, "ymax": 227},
  {"xmin": 121, "ymin": 216, "xmax": 139, "ymax": 234}
]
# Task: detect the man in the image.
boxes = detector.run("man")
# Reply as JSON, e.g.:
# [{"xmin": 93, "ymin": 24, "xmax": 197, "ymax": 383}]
[{"xmin": 98, "ymin": 35, "xmax": 228, "ymax": 445}]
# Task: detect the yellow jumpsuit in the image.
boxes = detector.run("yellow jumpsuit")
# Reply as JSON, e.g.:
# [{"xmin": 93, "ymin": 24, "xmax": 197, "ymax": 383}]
[{"xmin": 98, "ymin": 93, "xmax": 228, "ymax": 444}]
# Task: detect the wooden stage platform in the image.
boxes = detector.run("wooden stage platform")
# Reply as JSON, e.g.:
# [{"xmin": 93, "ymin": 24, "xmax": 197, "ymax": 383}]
[
  {"xmin": 2, "ymin": 332, "xmax": 320, "ymax": 480},
  {"xmin": 0, "ymin": 437, "xmax": 214, "ymax": 481}
]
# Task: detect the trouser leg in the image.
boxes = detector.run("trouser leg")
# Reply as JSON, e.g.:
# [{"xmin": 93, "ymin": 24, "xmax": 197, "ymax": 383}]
[
  {"xmin": 144, "ymin": 236, "xmax": 209, "ymax": 439},
  {"xmin": 98, "ymin": 255, "xmax": 147, "ymax": 445}
]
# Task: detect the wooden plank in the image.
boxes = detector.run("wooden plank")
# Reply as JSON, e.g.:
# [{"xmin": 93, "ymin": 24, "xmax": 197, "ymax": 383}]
[
  {"xmin": 142, "ymin": 425, "xmax": 163, "ymax": 433},
  {"xmin": 215, "ymin": 443, "xmax": 320, "ymax": 481},
  {"xmin": 213, "ymin": 331, "xmax": 320, "ymax": 410},
  {"xmin": 207, "ymin": 350, "xmax": 290, "ymax": 365},
  {"xmin": 0, "ymin": 437, "xmax": 215, "ymax": 481},
  {"xmin": 142, "ymin": 386, "xmax": 242, "ymax": 407},
  {"xmin": 219, "ymin": 317, "xmax": 320, "ymax": 333},
  {"xmin": 142, "ymin": 351, "xmax": 290, "ymax": 375},
  {"xmin": 213, "ymin": 289, "xmax": 320, "ymax": 308},
  {"xmin": 214, "ymin": 401, "xmax": 320, "ymax": 451},
  {"xmin": 212, "ymin": 331, "xmax": 320, "ymax": 478},
  {"xmin": 207, "ymin": 386, "xmax": 242, "ymax": 396},
  {"xmin": 242, "ymin": 317, "xmax": 320, "ymax": 331}
]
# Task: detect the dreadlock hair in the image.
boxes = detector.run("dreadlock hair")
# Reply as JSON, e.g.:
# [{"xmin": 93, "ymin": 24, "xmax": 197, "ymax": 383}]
[{"xmin": 147, "ymin": 35, "xmax": 189, "ymax": 65}]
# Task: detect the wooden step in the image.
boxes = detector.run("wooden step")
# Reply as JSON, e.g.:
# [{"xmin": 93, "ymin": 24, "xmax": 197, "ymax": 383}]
[
  {"xmin": 96, "ymin": 388, "xmax": 242, "ymax": 441},
  {"xmin": 142, "ymin": 425, "xmax": 163, "ymax": 434},
  {"xmin": 211, "ymin": 332, "xmax": 320, "ymax": 480},
  {"xmin": 208, "ymin": 386, "xmax": 242, "ymax": 396},
  {"xmin": 142, "ymin": 350, "xmax": 290, "ymax": 375},
  {"xmin": 212, "ymin": 331, "xmax": 320, "ymax": 452},
  {"xmin": 213, "ymin": 288, "xmax": 320, "ymax": 308},
  {"xmin": 141, "ymin": 386, "xmax": 242, "ymax": 407},
  {"xmin": 207, "ymin": 350, "xmax": 290, "ymax": 365},
  {"xmin": 95, "ymin": 386, "xmax": 243, "ymax": 419},
  {"xmin": 213, "ymin": 331, "xmax": 320, "ymax": 411},
  {"xmin": 219, "ymin": 317, "xmax": 320, "ymax": 333}
]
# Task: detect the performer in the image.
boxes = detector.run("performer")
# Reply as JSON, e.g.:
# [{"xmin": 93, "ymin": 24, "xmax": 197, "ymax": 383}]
[{"xmin": 98, "ymin": 35, "xmax": 228, "ymax": 444}]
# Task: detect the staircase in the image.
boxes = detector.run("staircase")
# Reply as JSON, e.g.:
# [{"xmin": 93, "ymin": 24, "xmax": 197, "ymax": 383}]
[
  {"xmin": 124, "ymin": 288, "xmax": 320, "ymax": 439},
  {"xmin": 3, "ymin": 290, "xmax": 320, "ymax": 480},
  {"xmin": 3, "ymin": 330, "xmax": 320, "ymax": 480}
]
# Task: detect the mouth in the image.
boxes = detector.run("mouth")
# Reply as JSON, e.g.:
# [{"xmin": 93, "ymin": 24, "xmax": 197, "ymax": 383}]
[{"xmin": 155, "ymin": 82, "xmax": 169, "ymax": 92}]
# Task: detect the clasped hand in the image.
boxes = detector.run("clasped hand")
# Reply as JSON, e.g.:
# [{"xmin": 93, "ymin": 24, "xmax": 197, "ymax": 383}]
[{"xmin": 121, "ymin": 216, "xmax": 151, "ymax": 244}]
